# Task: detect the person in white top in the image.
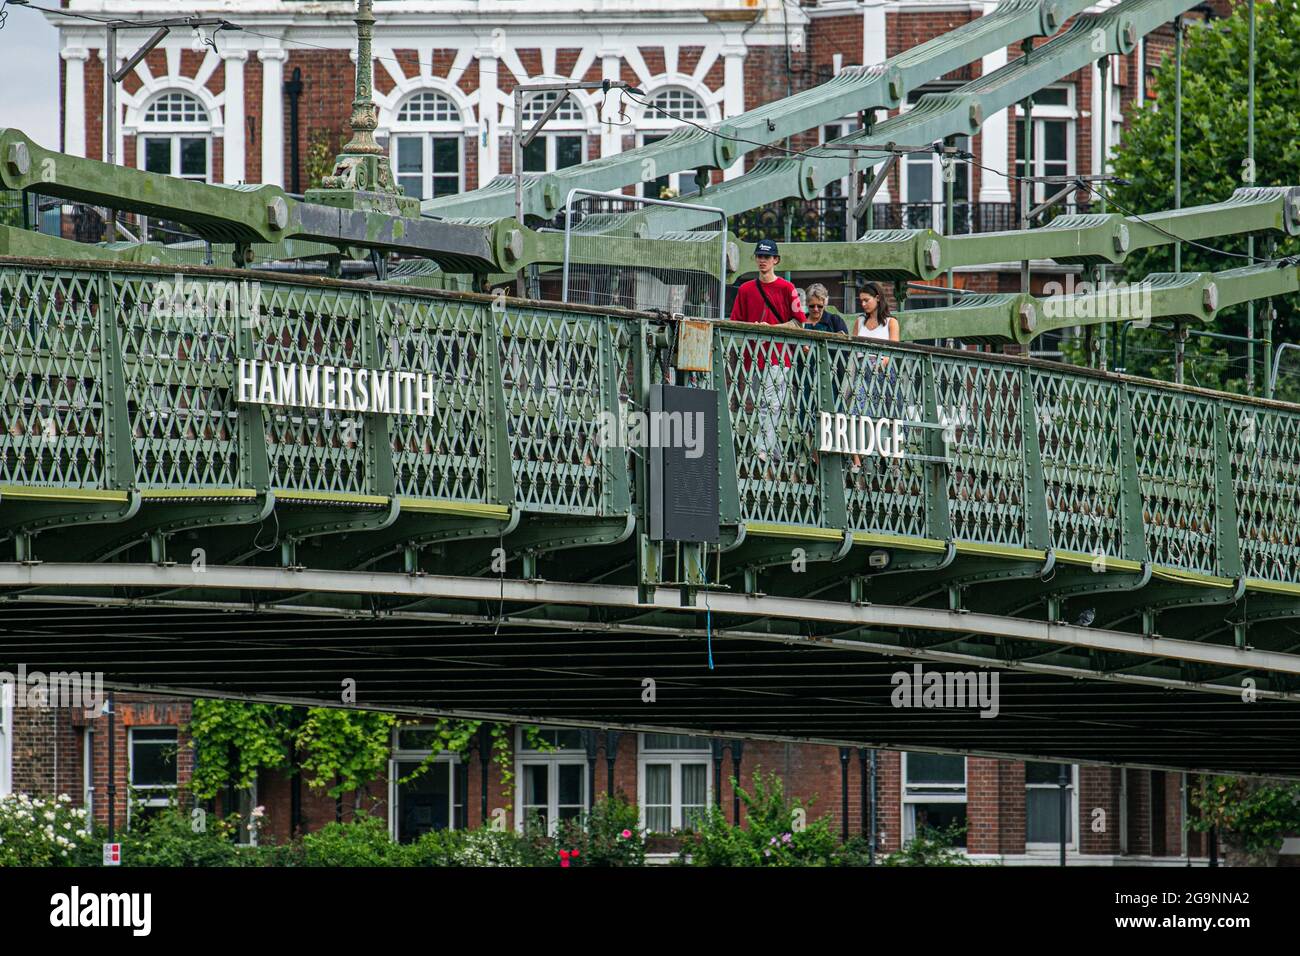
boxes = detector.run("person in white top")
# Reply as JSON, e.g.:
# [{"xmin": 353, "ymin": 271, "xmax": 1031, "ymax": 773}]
[{"xmin": 849, "ymin": 282, "xmax": 900, "ymax": 473}]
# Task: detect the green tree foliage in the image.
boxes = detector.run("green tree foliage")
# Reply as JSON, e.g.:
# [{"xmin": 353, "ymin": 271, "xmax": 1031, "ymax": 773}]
[
  {"xmin": 187, "ymin": 700, "xmax": 295, "ymax": 800},
  {"xmin": 1189, "ymin": 775, "xmax": 1300, "ymax": 864},
  {"xmin": 185, "ymin": 700, "xmax": 543, "ymax": 822},
  {"xmin": 1108, "ymin": 0, "xmax": 1300, "ymax": 396}
]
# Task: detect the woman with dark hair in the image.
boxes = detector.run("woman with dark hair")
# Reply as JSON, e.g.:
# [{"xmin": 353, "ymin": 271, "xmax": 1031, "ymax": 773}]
[{"xmin": 849, "ymin": 282, "xmax": 900, "ymax": 473}]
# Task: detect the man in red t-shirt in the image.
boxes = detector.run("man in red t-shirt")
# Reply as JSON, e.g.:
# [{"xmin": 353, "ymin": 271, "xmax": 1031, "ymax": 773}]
[{"xmin": 729, "ymin": 239, "xmax": 807, "ymax": 463}]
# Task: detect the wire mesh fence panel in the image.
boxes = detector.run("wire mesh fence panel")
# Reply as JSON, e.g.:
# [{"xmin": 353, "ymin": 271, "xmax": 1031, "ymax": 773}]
[{"xmin": 556, "ymin": 190, "xmax": 728, "ymax": 320}]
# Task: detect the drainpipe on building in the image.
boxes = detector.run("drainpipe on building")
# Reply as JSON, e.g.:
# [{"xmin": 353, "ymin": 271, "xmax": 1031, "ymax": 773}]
[
  {"xmin": 604, "ymin": 731, "xmax": 620, "ymax": 799},
  {"xmin": 730, "ymin": 739, "xmax": 744, "ymax": 825},
  {"xmin": 710, "ymin": 738, "xmax": 724, "ymax": 813},
  {"xmin": 1059, "ymin": 763, "xmax": 1069, "ymax": 866},
  {"xmin": 868, "ymin": 749, "xmax": 878, "ymax": 864},
  {"xmin": 839, "ymin": 747, "xmax": 850, "ymax": 843},
  {"xmin": 285, "ymin": 68, "xmax": 304, "ymax": 194},
  {"xmin": 105, "ymin": 693, "xmax": 116, "ymax": 844},
  {"xmin": 477, "ymin": 723, "xmax": 491, "ymax": 828}
]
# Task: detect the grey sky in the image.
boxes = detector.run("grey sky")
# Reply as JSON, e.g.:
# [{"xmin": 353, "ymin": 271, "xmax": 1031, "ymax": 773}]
[{"xmin": 0, "ymin": 4, "xmax": 61, "ymax": 148}]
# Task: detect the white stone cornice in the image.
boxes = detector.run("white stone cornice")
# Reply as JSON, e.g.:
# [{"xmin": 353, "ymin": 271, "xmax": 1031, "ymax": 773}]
[{"xmin": 61, "ymin": 48, "xmax": 91, "ymax": 62}]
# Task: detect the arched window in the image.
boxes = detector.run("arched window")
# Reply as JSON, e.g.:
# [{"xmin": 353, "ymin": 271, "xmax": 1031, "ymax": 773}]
[
  {"xmin": 138, "ymin": 91, "xmax": 212, "ymax": 182},
  {"xmin": 646, "ymin": 87, "xmax": 709, "ymax": 123},
  {"xmin": 391, "ymin": 90, "xmax": 464, "ymax": 200},
  {"xmin": 519, "ymin": 92, "xmax": 587, "ymax": 174},
  {"xmin": 637, "ymin": 87, "xmax": 711, "ymax": 199},
  {"xmin": 397, "ymin": 91, "xmax": 461, "ymax": 124},
  {"xmin": 520, "ymin": 91, "xmax": 584, "ymax": 124}
]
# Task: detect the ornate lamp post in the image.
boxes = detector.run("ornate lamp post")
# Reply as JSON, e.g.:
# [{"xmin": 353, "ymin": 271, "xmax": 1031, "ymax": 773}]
[{"xmin": 306, "ymin": 0, "xmax": 419, "ymax": 217}]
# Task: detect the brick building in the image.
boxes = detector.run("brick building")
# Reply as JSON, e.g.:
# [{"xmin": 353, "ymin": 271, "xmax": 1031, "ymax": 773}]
[
  {"xmin": 2, "ymin": 688, "xmax": 1218, "ymax": 864},
  {"xmin": 43, "ymin": 0, "xmax": 1240, "ymax": 336},
  {"xmin": 45, "ymin": 0, "xmax": 1207, "ymax": 208},
  {"xmin": 18, "ymin": 0, "xmax": 1251, "ymax": 865}
]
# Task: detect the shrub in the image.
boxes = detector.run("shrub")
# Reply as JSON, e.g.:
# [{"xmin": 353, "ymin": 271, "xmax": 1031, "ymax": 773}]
[
  {"xmin": 878, "ymin": 824, "xmax": 976, "ymax": 866},
  {"xmin": 0, "ymin": 793, "xmax": 99, "ymax": 867},
  {"xmin": 297, "ymin": 812, "xmax": 408, "ymax": 867},
  {"xmin": 554, "ymin": 794, "xmax": 645, "ymax": 867},
  {"xmin": 680, "ymin": 772, "xmax": 837, "ymax": 866},
  {"xmin": 121, "ymin": 806, "xmax": 252, "ymax": 868},
  {"xmin": 438, "ymin": 828, "xmax": 537, "ymax": 867}
]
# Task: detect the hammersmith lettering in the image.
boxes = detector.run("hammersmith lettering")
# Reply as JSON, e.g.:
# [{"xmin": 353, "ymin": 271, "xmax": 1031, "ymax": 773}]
[{"xmin": 237, "ymin": 359, "xmax": 436, "ymax": 417}]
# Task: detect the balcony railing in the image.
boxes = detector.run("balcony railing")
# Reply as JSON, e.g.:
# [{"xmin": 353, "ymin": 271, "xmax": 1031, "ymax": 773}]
[{"xmin": 730, "ymin": 198, "xmax": 1092, "ymax": 244}]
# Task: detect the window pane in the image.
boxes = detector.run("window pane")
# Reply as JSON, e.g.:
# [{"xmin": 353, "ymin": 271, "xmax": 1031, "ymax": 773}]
[
  {"xmin": 681, "ymin": 763, "xmax": 707, "ymax": 828},
  {"xmin": 144, "ymin": 138, "xmax": 171, "ymax": 175},
  {"xmin": 432, "ymin": 137, "xmax": 458, "ymax": 173},
  {"xmin": 1043, "ymin": 120, "xmax": 1068, "ymax": 162},
  {"xmin": 130, "ymin": 731, "xmax": 177, "ymax": 787},
  {"xmin": 396, "ymin": 760, "xmax": 450, "ymax": 842},
  {"xmin": 1025, "ymin": 761, "xmax": 1071, "ymax": 785},
  {"xmin": 909, "ymin": 803, "xmax": 967, "ymax": 846},
  {"xmin": 524, "ymin": 763, "xmax": 549, "ymax": 806},
  {"xmin": 523, "ymin": 729, "xmax": 584, "ymax": 750},
  {"xmin": 523, "ymin": 137, "xmax": 547, "ymax": 172},
  {"xmin": 644, "ymin": 764, "xmax": 671, "ymax": 831},
  {"xmin": 398, "ymin": 176, "xmax": 424, "ymax": 201},
  {"xmin": 396, "ymin": 728, "xmax": 440, "ymax": 751},
  {"xmin": 396, "ymin": 137, "xmax": 423, "ymax": 174},
  {"xmin": 557, "ymin": 764, "xmax": 584, "ymax": 806},
  {"xmin": 1035, "ymin": 86, "xmax": 1069, "ymax": 107},
  {"xmin": 555, "ymin": 136, "xmax": 583, "ymax": 170},
  {"xmin": 1027, "ymin": 788, "xmax": 1072, "ymax": 843},
  {"xmin": 953, "ymin": 135, "xmax": 970, "ymax": 201},
  {"xmin": 179, "ymin": 138, "xmax": 206, "ymax": 178},
  {"xmin": 643, "ymin": 734, "xmax": 709, "ymax": 751},
  {"xmin": 906, "ymin": 156, "xmax": 932, "ymax": 203},
  {"xmin": 906, "ymin": 752, "xmax": 964, "ymax": 786},
  {"xmin": 431, "ymin": 175, "xmax": 459, "ymax": 198}
]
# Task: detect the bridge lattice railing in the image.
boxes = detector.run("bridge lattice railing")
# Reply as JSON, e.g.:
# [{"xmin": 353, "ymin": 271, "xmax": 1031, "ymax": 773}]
[{"xmin": 3, "ymin": 258, "xmax": 1299, "ymax": 584}]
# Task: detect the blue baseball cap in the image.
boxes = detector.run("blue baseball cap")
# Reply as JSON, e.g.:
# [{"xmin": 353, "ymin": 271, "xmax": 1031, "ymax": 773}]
[{"xmin": 755, "ymin": 238, "xmax": 779, "ymax": 257}]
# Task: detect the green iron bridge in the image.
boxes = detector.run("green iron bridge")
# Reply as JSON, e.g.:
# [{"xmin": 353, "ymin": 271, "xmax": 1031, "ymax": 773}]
[
  {"xmin": 2, "ymin": 255, "xmax": 1300, "ymax": 777},
  {"xmin": 2, "ymin": 0, "xmax": 1299, "ymax": 778}
]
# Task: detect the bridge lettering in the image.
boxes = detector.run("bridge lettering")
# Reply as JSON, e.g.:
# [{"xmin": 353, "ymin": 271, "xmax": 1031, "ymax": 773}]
[{"xmin": 237, "ymin": 359, "xmax": 436, "ymax": 417}]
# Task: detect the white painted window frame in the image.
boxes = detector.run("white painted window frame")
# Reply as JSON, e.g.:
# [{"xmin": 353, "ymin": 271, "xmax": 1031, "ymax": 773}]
[
  {"xmin": 136, "ymin": 90, "xmax": 213, "ymax": 183},
  {"xmin": 386, "ymin": 726, "xmax": 462, "ymax": 840},
  {"xmin": 900, "ymin": 751, "xmax": 968, "ymax": 844},
  {"xmin": 513, "ymin": 727, "xmax": 588, "ymax": 834},
  {"xmin": 1013, "ymin": 83, "xmax": 1077, "ymax": 204},
  {"xmin": 235, "ymin": 778, "xmax": 259, "ymax": 847},
  {"xmin": 636, "ymin": 734, "xmax": 712, "ymax": 832},
  {"xmin": 390, "ymin": 89, "xmax": 466, "ymax": 200},
  {"xmin": 635, "ymin": 86, "xmax": 712, "ymax": 199},
  {"xmin": 0, "ymin": 682, "xmax": 12, "ymax": 797},
  {"xmin": 127, "ymin": 726, "xmax": 179, "ymax": 824},
  {"xmin": 82, "ymin": 726, "xmax": 94, "ymax": 816},
  {"xmin": 1025, "ymin": 762, "xmax": 1079, "ymax": 851}
]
